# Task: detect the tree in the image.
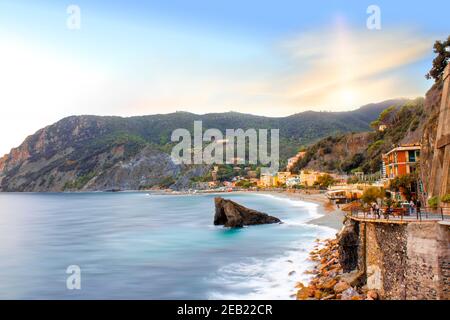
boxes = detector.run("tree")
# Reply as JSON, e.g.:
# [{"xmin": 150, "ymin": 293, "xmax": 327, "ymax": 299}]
[
  {"xmin": 389, "ymin": 173, "xmax": 417, "ymax": 201},
  {"xmin": 361, "ymin": 187, "xmax": 385, "ymax": 204},
  {"xmin": 426, "ymin": 36, "xmax": 450, "ymax": 82},
  {"xmin": 314, "ymin": 174, "xmax": 336, "ymax": 189},
  {"xmin": 235, "ymin": 180, "xmax": 256, "ymax": 189}
]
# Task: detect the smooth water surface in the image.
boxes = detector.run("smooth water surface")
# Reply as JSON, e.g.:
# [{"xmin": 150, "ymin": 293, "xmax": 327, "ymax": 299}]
[{"xmin": 0, "ymin": 192, "xmax": 335, "ymax": 299}]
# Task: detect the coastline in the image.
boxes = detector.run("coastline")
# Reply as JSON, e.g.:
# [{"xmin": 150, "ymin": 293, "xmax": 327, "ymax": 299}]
[
  {"xmin": 153, "ymin": 188, "xmax": 346, "ymax": 299},
  {"xmin": 257, "ymin": 190, "xmax": 345, "ymax": 231},
  {"xmin": 153, "ymin": 188, "xmax": 345, "ymax": 231}
]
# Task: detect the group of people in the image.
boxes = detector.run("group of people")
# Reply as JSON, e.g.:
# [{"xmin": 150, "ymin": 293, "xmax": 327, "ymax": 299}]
[{"xmin": 368, "ymin": 198, "xmax": 422, "ymax": 218}]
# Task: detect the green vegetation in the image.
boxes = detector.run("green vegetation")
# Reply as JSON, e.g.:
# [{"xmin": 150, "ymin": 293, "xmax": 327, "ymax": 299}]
[
  {"xmin": 428, "ymin": 196, "xmax": 439, "ymax": 209},
  {"xmin": 63, "ymin": 172, "xmax": 96, "ymax": 190},
  {"xmin": 0, "ymin": 98, "xmax": 416, "ymax": 191},
  {"xmin": 158, "ymin": 176, "xmax": 176, "ymax": 188},
  {"xmin": 190, "ymin": 173, "xmax": 212, "ymax": 183},
  {"xmin": 389, "ymin": 173, "xmax": 418, "ymax": 201},
  {"xmin": 235, "ymin": 180, "xmax": 256, "ymax": 189},
  {"xmin": 441, "ymin": 194, "xmax": 450, "ymax": 204},
  {"xmin": 314, "ymin": 174, "xmax": 336, "ymax": 189},
  {"xmin": 426, "ymin": 35, "xmax": 450, "ymax": 82},
  {"xmin": 361, "ymin": 187, "xmax": 385, "ymax": 204},
  {"xmin": 291, "ymin": 98, "xmax": 425, "ymax": 175}
]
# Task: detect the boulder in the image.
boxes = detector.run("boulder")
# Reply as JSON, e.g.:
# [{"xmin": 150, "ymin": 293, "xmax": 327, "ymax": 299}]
[
  {"xmin": 320, "ymin": 278, "xmax": 337, "ymax": 290},
  {"xmin": 340, "ymin": 287, "xmax": 361, "ymax": 300},
  {"xmin": 296, "ymin": 286, "xmax": 315, "ymax": 300},
  {"xmin": 214, "ymin": 197, "xmax": 281, "ymax": 228},
  {"xmin": 366, "ymin": 290, "xmax": 379, "ymax": 300},
  {"xmin": 333, "ymin": 281, "xmax": 351, "ymax": 293},
  {"xmin": 340, "ymin": 270, "xmax": 365, "ymax": 287},
  {"xmin": 321, "ymin": 294, "xmax": 336, "ymax": 300}
]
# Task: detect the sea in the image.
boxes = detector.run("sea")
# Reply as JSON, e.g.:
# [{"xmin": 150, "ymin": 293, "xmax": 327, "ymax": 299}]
[{"xmin": 0, "ymin": 192, "xmax": 336, "ymax": 299}]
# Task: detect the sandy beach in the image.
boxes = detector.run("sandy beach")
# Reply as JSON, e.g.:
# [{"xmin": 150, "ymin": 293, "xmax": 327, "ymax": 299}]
[{"xmin": 258, "ymin": 190, "xmax": 345, "ymax": 231}]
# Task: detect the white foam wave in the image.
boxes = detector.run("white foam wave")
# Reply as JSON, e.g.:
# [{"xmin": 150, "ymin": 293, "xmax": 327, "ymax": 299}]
[{"xmin": 207, "ymin": 226, "xmax": 335, "ymax": 300}]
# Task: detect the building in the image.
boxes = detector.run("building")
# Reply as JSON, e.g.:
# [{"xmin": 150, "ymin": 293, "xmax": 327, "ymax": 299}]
[
  {"xmin": 259, "ymin": 174, "xmax": 274, "ymax": 188},
  {"xmin": 382, "ymin": 144, "xmax": 421, "ymax": 179},
  {"xmin": 326, "ymin": 183, "xmax": 385, "ymax": 203},
  {"xmin": 286, "ymin": 175, "xmax": 301, "ymax": 187},
  {"xmin": 299, "ymin": 170, "xmax": 325, "ymax": 187},
  {"xmin": 276, "ymin": 172, "xmax": 291, "ymax": 184}
]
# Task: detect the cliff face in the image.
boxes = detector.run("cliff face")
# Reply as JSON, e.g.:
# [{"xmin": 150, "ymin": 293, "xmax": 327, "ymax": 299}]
[
  {"xmin": 420, "ymin": 82, "xmax": 443, "ymax": 196},
  {"xmin": 0, "ymin": 116, "xmax": 202, "ymax": 192}
]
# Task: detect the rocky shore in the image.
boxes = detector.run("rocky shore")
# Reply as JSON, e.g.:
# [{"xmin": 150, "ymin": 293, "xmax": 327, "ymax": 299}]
[
  {"xmin": 296, "ymin": 238, "xmax": 379, "ymax": 300},
  {"xmin": 260, "ymin": 190, "xmax": 375, "ymax": 300}
]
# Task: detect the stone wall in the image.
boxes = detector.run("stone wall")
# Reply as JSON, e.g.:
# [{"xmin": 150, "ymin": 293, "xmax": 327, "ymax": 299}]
[
  {"xmin": 348, "ymin": 218, "xmax": 449, "ymax": 300},
  {"xmin": 426, "ymin": 64, "xmax": 450, "ymax": 198}
]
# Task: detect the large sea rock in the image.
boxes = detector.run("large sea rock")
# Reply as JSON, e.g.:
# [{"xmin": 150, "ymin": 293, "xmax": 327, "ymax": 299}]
[{"xmin": 213, "ymin": 197, "xmax": 281, "ymax": 228}]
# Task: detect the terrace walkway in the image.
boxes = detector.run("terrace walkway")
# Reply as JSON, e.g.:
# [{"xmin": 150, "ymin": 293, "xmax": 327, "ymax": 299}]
[{"xmin": 347, "ymin": 207, "xmax": 450, "ymax": 224}]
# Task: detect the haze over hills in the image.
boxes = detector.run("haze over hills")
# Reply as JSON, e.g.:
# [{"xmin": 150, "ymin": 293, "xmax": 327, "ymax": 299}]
[{"xmin": 0, "ymin": 98, "xmax": 410, "ymax": 192}]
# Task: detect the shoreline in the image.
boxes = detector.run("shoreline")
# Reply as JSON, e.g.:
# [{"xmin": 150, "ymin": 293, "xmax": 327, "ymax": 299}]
[{"xmin": 257, "ymin": 190, "xmax": 345, "ymax": 231}]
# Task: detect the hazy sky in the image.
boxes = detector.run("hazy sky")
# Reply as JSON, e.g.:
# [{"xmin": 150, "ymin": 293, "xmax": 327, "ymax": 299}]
[{"xmin": 0, "ymin": 0, "xmax": 449, "ymax": 155}]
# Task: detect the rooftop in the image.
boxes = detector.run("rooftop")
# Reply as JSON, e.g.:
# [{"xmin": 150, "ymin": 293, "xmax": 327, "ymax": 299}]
[{"xmin": 384, "ymin": 143, "xmax": 421, "ymax": 157}]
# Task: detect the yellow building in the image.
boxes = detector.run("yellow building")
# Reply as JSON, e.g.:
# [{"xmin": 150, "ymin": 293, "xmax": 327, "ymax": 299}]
[
  {"xmin": 259, "ymin": 174, "xmax": 274, "ymax": 188},
  {"xmin": 277, "ymin": 172, "xmax": 291, "ymax": 184},
  {"xmin": 299, "ymin": 170, "xmax": 324, "ymax": 187}
]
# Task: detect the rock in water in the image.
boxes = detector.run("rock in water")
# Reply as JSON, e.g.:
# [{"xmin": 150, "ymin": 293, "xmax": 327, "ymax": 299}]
[{"xmin": 214, "ymin": 197, "xmax": 281, "ymax": 228}]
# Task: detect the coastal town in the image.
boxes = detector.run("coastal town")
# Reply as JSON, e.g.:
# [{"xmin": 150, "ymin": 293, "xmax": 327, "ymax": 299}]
[
  {"xmin": 176, "ymin": 63, "xmax": 450, "ymax": 301},
  {"xmin": 1, "ymin": 2, "xmax": 449, "ymax": 304},
  {"xmin": 186, "ymin": 140, "xmax": 447, "ymax": 218}
]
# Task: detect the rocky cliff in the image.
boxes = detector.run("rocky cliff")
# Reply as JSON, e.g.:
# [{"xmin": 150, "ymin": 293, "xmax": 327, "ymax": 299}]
[
  {"xmin": 420, "ymin": 82, "xmax": 443, "ymax": 196},
  {"xmin": 0, "ymin": 102, "xmax": 397, "ymax": 192},
  {"xmin": 0, "ymin": 116, "xmax": 208, "ymax": 192}
]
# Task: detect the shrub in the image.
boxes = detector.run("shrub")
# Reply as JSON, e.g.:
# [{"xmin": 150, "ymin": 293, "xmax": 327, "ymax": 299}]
[
  {"xmin": 362, "ymin": 187, "xmax": 385, "ymax": 204},
  {"xmin": 389, "ymin": 173, "xmax": 417, "ymax": 201},
  {"xmin": 428, "ymin": 196, "xmax": 439, "ymax": 209},
  {"xmin": 441, "ymin": 194, "xmax": 450, "ymax": 203},
  {"xmin": 314, "ymin": 174, "xmax": 336, "ymax": 189}
]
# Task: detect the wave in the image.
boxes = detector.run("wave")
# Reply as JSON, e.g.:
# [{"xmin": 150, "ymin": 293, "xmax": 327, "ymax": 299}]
[
  {"xmin": 207, "ymin": 225, "xmax": 335, "ymax": 300},
  {"xmin": 254, "ymin": 193, "xmax": 325, "ymax": 222}
]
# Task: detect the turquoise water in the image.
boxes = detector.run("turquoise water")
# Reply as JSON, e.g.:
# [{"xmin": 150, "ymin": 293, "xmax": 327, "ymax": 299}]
[{"xmin": 0, "ymin": 192, "xmax": 335, "ymax": 299}]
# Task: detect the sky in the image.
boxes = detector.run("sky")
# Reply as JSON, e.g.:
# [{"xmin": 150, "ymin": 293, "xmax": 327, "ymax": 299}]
[{"xmin": 0, "ymin": 0, "xmax": 449, "ymax": 156}]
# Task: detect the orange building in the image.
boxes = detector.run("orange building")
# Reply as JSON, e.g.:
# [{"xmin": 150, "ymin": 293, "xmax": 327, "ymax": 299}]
[{"xmin": 382, "ymin": 144, "xmax": 421, "ymax": 179}]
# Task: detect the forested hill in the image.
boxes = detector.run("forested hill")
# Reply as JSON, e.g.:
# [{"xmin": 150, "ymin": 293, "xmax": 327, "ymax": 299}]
[
  {"xmin": 291, "ymin": 98, "xmax": 428, "ymax": 175},
  {"xmin": 0, "ymin": 98, "xmax": 409, "ymax": 191}
]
